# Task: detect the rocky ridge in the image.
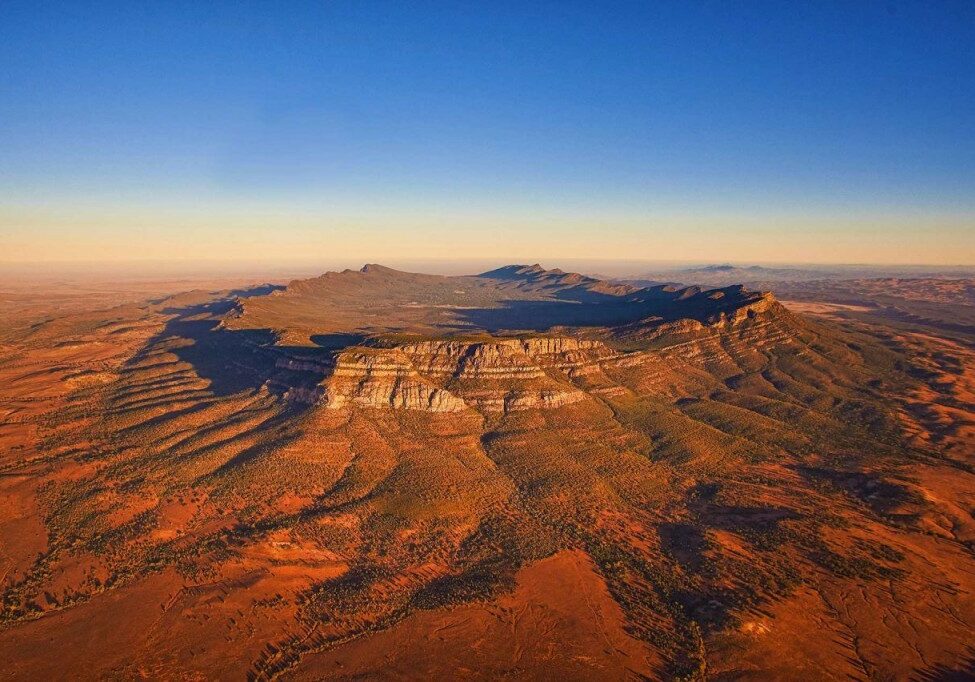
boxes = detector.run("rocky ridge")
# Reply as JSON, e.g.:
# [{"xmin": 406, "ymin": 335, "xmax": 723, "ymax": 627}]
[
  {"xmin": 272, "ymin": 289, "xmax": 798, "ymax": 413},
  {"xmin": 228, "ymin": 264, "xmax": 801, "ymax": 413}
]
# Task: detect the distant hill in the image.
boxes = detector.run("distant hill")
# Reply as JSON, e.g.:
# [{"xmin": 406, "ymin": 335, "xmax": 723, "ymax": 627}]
[
  {"xmin": 224, "ymin": 262, "xmax": 773, "ymax": 345},
  {"xmin": 619, "ymin": 263, "xmax": 975, "ymax": 288}
]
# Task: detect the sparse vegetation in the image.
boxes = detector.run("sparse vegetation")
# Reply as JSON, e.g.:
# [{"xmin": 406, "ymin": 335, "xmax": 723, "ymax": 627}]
[{"xmin": 1, "ymin": 267, "xmax": 973, "ymax": 680}]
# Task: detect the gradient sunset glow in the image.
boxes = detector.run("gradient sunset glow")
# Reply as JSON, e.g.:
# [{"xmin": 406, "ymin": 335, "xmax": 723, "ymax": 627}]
[{"xmin": 2, "ymin": 2, "xmax": 973, "ymax": 267}]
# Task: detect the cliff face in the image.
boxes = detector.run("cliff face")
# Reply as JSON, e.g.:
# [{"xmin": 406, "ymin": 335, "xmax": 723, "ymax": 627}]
[
  {"xmin": 300, "ymin": 340, "xmax": 596, "ymax": 413},
  {"xmin": 237, "ymin": 265, "xmax": 801, "ymax": 413},
  {"xmin": 276, "ymin": 295, "xmax": 800, "ymax": 413},
  {"xmin": 709, "ymin": 291, "xmax": 782, "ymax": 326},
  {"xmin": 321, "ymin": 348, "xmax": 468, "ymax": 412}
]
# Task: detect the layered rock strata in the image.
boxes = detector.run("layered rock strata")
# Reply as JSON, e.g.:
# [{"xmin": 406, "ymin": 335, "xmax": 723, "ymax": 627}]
[{"xmin": 276, "ymin": 295, "xmax": 797, "ymax": 413}]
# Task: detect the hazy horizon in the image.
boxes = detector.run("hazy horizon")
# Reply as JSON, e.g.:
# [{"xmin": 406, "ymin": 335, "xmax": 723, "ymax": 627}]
[{"xmin": 4, "ymin": 256, "xmax": 975, "ymax": 285}]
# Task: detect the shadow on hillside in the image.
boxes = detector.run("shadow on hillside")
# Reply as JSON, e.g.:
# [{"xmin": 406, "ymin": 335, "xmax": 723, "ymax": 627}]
[
  {"xmin": 457, "ymin": 286, "xmax": 751, "ymax": 332},
  {"xmin": 457, "ymin": 298, "xmax": 643, "ymax": 331},
  {"xmin": 912, "ymin": 648, "xmax": 975, "ymax": 681},
  {"xmin": 153, "ymin": 293, "xmax": 279, "ymax": 396},
  {"xmin": 795, "ymin": 466, "xmax": 923, "ymax": 517},
  {"xmin": 128, "ymin": 286, "xmax": 365, "ymax": 401},
  {"xmin": 129, "ymin": 282, "xmax": 762, "ymax": 392},
  {"xmin": 310, "ymin": 333, "xmax": 367, "ymax": 350}
]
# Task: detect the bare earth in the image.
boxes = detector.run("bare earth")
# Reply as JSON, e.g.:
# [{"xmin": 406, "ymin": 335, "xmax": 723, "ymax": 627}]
[{"xmin": 0, "ymin": 267, "xmax": 973, "ymax": 680}]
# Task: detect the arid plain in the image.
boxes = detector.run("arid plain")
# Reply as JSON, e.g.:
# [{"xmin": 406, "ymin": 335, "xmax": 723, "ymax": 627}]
[{"xmin": 0, "ymin": 265, "xmax": 973, "ymax": 680}]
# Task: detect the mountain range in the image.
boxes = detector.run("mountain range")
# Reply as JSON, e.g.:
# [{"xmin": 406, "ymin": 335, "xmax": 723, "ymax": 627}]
[{"xmin": 0, "ymin": 264, "xmax": 972, "ymax": 680}]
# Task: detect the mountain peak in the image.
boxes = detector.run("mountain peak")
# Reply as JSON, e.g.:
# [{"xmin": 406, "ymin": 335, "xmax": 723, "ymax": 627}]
[
  {"xmin": 478, "ymin": 263, "xmax": 550, "ymax": 279},
  {"xmin": 360, "ymin": 263, "xmax": 401, "ymax": 274}
]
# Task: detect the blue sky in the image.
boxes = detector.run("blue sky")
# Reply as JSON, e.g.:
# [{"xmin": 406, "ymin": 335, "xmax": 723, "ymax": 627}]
[{"xmin": 1, "ymin": 1, "xmax": 973, "ymax": 264}]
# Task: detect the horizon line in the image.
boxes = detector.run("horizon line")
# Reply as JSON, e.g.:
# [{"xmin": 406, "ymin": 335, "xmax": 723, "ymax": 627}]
[{"xmin": 3, "ymin": 257, "xmax": 975, "ymax": 270}]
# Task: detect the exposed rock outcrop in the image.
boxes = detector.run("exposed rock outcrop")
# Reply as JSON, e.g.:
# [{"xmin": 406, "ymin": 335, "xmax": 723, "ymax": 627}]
[
  {"xmin": 236, "ymin": 265, "xmax": 801, "ymax": 413},
  {"xmin": 275, "ymin": 338, "xmax": 614, "ymax": 413},
  {"xmin": 321, "ymin": 349, "xmax": 468, "ymax": 412},
  {"xmin": 270, "ymin": 298, "xmax": 802, "ymax": 413}
]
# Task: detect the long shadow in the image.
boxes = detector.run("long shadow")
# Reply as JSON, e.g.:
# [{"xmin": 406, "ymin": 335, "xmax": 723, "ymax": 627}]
[
  {"xmin": 158, "ymin": 307, "xmax": 279, "ymax": 396},
  {"xmin": 130, "ymin": 282, "xmax": 767, "ymax": 397},
  {"xmin": 227, "ymin": 284, "xmax": 285, "ymax": 299},
  {"xmin": 130, "ymin": 287, "xmax": 368, "ymax": 401},
  {"xmin": 658, "ymin": 521, "xmax": 708, "ymax": 572},
  {"xmin": 310, "ymin": 333, "xmax": 367, "ymax": 351},
  {"xmin": 457, "ymin": 284, "xmax": 761, "ymax": 332},
  {"xmin": 912, "ymin": 648, "xmax": 975, "ymax": 681},
  {"xmin": 794, "ymin": 466, "xmax": 923, "ymax": 517}
]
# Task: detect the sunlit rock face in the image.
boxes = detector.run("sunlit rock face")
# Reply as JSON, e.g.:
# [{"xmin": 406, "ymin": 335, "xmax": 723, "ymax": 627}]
[
  {"xmin": 275, "ymin": 304, "xmax": 798, "ymax": 413},
  {"xmin": 248, "ymin": 265, "xmax": 805, "ymax": 414},
  {"xmin": 321, "ymin": 348, "xmax": 468, "ymax": 412},
  {"xmin": 238, "ymin": 264, "xmax": 797, "ymax": 414}
]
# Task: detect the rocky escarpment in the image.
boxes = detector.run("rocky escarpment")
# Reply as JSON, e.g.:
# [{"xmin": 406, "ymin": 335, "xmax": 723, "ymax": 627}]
[
  {"xmin": 321, "ymin": 348, "xmax": 468, "ymax": 412},
  {"xmin": 618, "ymin": 292, "xmax": 791, "ymax": 340},
  {"xmin": 331, "ymin": 340, "xmax": 597, "ymax": 412},
  {"xmin": 274, "ymin": 294, "xmax": 801, "ymax": 413},
  {"xmin": 279, "ymin": 338, "xmax": 612, "ymax": 413},
  {"xmin": 237, "ymin": 264, "xmax": 802, "ymax": 413}
]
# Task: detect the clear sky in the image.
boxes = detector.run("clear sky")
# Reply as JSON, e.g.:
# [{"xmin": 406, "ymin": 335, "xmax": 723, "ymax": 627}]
[{"xmin": 2, "ymin": 1, "xmax": 974, "ymax": 266}]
